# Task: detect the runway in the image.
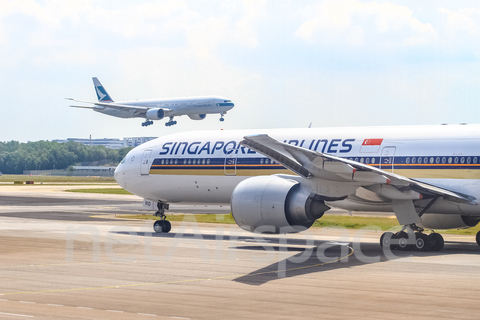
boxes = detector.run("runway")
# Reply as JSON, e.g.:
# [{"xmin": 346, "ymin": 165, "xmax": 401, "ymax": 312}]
[{"xmin": 0, "ymin": 186, "xmax": 480, "ymax": 319}]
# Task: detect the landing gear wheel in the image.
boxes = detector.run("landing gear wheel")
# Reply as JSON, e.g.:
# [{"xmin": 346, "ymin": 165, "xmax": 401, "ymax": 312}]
[
  {"xmin": 380, "ymin": 232, "xmax": 394, "ymax": 249},
  {"xmin": 162, "ymin": 220, "xmax": 171, "ymax": 233},
  {"xmin": 394, "ymin": 231, "xmax": 410, "ymax": 251},
  {"xmin": 153, "ymin": 220, "xmax": 164, "ymax": 233},
  {"xmin": 220, "ymin": 117, "xmax": 224, "ymax": 122},
  {"xmin": 414, "ymin": 233, "xmax": 430, "ymax": 252},
  {"xmin": 429, "ymin": 233, "xmax": 444, "ymax": 251},
  {"xmin": 477, "ymin": 231, "xmax": 480, "ymax": 246}
]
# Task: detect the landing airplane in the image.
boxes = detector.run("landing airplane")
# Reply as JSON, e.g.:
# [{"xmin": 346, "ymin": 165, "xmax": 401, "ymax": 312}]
[
  {"xmin": 67, "ymin": 77, "xmax": 235, "ymax": 127},
  {"xmin": 114, "ymin": 124, "xmax": 480, "ymax": 252}
]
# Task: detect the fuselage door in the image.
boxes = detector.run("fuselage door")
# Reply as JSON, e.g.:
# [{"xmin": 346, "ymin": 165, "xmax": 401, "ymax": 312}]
[
  {"xmin": 380, "ymin": 147, "xmax": 396, "ymax": 173},
  {"xmin": 140, "ymin": 150, "xmax": 153, "ymax": 175},
  {"xmin": 224, "ymin": 147, "xmax": 237, "ymax": 176}
]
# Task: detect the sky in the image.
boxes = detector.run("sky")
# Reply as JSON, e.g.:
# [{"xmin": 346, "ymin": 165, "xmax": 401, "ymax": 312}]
[{"xmin": 2, "ymin": 0, "xmax": 480, "ymax": 142}]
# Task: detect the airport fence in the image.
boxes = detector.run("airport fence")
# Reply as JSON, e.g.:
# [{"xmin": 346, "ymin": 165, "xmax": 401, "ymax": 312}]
[{"xmin": 23, "ymin": 168, "xmax": 116, "ymax": 177}]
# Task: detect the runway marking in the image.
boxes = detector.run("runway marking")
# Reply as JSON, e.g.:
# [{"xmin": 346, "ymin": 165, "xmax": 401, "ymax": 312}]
[
  {"xmin": 171, "ymin": 317, "xmax": 190, "ymax": 319},
  {"xmin": 0, "ymin": 257, "xmax": 206, "ymax": 269},
  {"xmin": 0, "ymin": 312, "xmax": 34, "ymax": 318},
  {"xmin": 0, "ymin": 246, "xmax": 354, "ymax": 296},
  {"xmin": 77, "ymin": 306, "xmax": 93, "ymax": 309},
  {"xmin": 107, "ymin": 310, "xmax": 124, "ymax": 312},
  {"xmin": 46, "ymin": 304, "xmax": 63, "ymax": 306},
  {"xmin": 138, "ymin": 313, "xmax": 157, "ymax": 317},
  {"xmin": 19, "ymin": 301, "xmax": 35, "ymax": 304}
]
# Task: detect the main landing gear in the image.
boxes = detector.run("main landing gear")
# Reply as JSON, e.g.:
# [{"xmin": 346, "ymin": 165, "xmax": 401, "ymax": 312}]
[
  {"xmin": 142, "ymin": 120, "xmax": 154, "ymax": 127},
  {"xmin": 380, "ymin": 225, "xmax": 444, "ymax": 252},
  {"xmin": 153, "ymin": 201, "xmax": 171, "ymax": 233},
  {"xmin": 165, "ymin": 116, "xmax": 177, "ymax": 127}
]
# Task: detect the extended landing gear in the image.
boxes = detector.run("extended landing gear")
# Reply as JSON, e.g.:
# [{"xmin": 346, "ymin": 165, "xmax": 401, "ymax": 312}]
[
  {"xmin": 380, "ymin": 228, "xmax": 444, "ymax": 252},
  {"xmin": 165, "ymin": 117, "xmax": 177, "ymax": 127},
  {"xmin": 142, "ymin": 120, "xmax": 154, "ymax": 127},
  {"xmin": 220, "ymin": 112, "xmax": 225, "ymax": 122},
  {"xmin": 153, "ymin": 201, "xmax": 171, "ymax": 233},
  {"xmin": 476, "ymin": 230, "xmax": 480, "ymax": 246}
]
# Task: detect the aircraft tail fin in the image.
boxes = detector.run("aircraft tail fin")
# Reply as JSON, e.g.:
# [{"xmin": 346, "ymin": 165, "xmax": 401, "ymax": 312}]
[{"xmin": 92, "ymin": 77, "xmax": 113, "ymax": 102}]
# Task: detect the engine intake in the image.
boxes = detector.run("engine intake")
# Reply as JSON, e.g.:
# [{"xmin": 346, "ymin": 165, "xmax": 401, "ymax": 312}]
[
  {"xmin": 146, "ymin": 108, "xmax": 165, "ymax": 120},
  {"xmin": 231, "ymin": 176, "xmax": 329, "ymax": 234}
]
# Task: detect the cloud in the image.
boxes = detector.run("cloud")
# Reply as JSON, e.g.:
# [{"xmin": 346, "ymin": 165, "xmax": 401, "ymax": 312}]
[
  {"xmin": 438, "ymin": 7, "xmax": 480, "ymax": 36},
  {"xmin": 295, "ymin": 0, "xmax": 436, "ymax": 47}
]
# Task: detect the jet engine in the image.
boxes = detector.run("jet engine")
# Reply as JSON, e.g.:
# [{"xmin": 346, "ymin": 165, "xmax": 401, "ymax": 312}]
[
  {"xmin": 420, "ymin": 214, "xmax": 480, "ymax": 230},
  {"xmin": 146, "ymin": 108, "xmax": 165, "ymax": 120},
  {"xmin": 188, "ymin": 114, "xmax": 207, "ymax": 120},
  {"xmin": 231, "ymin": 176, "xmax": 330, "ymax": 234}
]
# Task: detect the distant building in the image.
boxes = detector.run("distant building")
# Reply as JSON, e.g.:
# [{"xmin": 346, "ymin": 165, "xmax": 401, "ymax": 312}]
[
  {"xmin": 52, "ymin": 137, "xmax": 157, "ymax": 149},
  {"xmin": 122, "ymin": 137, "xmax": 157, "ymax": 148}
]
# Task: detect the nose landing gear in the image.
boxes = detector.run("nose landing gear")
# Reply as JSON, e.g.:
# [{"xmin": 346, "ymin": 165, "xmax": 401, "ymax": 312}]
[{"xmin": 153, "ymin": 201, "xmax": 171, "ymax": 233}]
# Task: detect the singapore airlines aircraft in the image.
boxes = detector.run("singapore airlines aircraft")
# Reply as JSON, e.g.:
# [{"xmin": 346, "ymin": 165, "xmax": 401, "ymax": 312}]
[
  {"xmin": 67, "ymin": 77, "xmax": 235, "ymax": 127},
  {"xmin": 114, "ymin": 124, "xmax": 480, "ymax": 252}
]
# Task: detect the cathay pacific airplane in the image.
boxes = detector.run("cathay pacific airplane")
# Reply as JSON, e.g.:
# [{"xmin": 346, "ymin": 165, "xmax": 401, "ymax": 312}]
[
  {"xmin": 114, "ymin": 124, "xmax": 480, "ymax": 252},
  {"xmin": 67, "ymin": 77, "xmax": 235, "ymax": 127}
]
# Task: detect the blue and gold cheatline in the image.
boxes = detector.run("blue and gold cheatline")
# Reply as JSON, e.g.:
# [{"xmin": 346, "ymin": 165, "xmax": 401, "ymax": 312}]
[{"xmin": 149, "ymin": 155, "xmax": 480, "ymax": 179}]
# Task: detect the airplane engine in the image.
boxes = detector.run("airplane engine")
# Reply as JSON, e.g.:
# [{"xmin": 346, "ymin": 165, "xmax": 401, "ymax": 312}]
[
  {"xmin": 146, "ymin": 108, "xmax": 165, "ymax": 120},
  {"xmin": 188, "ymin": 114, "xmax": 207, "ymax": 120},
  {"xmin": 420, "ymin": 214, "xmax": 480, "ymax": 230},
  {"xmin": 231, "ymin": 176, "xmax": 330, "ymax": 234}
]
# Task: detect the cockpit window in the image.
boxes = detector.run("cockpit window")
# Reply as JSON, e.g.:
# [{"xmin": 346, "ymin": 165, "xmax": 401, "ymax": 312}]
[
  {"xmin": 224, "ymin": 100, "xmax": 231, "ymax": 103},
  {"xmin": 121, "ymin": 157, "xmax": 126, "ymax": 164}
]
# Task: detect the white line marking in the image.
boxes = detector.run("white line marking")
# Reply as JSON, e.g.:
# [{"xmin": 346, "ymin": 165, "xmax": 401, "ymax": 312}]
[
  {"xmin": 138, "ymin": 313, "xmax": 157, "ymax": 317},
  {"xmin": 107, "ymin": 310, "xmax": 124, "ymax": 312},
  {"xmin": 46, "ymin": 304, "xmax": 63, "ymax": 306},
  {"xmin": 171, "ymin": 317, "xmax": 190, "ymax": 319},
  {"xmin": 0, "ymin": 299, "xmax": 8, "ymax": 301},
  {"xmin": 19, "ymin": 301, "xmax": 35, "ymax": 304},
  {"xmin": 0, "ymin": 312, "xmax": 34, "ymax": 318},
  {"xmin": 77, "ymin": 307, "xmax": 93, "ymax": 309}
]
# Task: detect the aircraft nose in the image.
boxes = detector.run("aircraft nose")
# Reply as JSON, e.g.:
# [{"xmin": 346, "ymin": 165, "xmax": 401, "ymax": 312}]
[{"xmin": 114, "ymin": 164, "xmax": 125, "ymax": 186}]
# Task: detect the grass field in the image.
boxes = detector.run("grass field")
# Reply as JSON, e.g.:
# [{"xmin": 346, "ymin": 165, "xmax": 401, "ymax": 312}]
[
  {"xmin": 121, "ymin": 213, "xmax": 480, "ymax": 236},
  {"xmin": 0, "ymin": 175, "xmax": 116, "ymax": 184},
  {"xmin": 65, "ymin": 188, "xmax": 132, "ymax": 195}
]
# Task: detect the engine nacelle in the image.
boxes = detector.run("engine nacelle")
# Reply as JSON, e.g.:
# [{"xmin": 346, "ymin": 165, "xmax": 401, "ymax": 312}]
[
  {"xmin": 188, "ymin": 114, "xmax": 206, "ymax": 120},
  {"xmin": 146, "ymin": 108, "xmax": 165, "ymax": 120},
  {"xmin": 420, "ymin": 214, "xmax": 480, "ymax": 230},
  {"xmin": 231, "ymin": 176, "xmax": 330, "ymax": 234}
]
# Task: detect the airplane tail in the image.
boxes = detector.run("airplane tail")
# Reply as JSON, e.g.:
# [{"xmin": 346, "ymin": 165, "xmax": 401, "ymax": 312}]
[{"xmin": 92, "ymin": 77, "xmax": 113, "ymax": 102}]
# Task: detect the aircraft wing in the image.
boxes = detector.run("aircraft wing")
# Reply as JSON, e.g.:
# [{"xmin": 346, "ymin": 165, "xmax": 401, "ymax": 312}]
[
  {"xmin": 69, "ymin": 105, "xmax": 95, "ymax": 109},
  {"xmin": 240, "ymin": 134, "xmax": 475, "ymax": 203},
  {"xmin": 65, "ymin": 98, "xmax": 172, "ymax": 112}
]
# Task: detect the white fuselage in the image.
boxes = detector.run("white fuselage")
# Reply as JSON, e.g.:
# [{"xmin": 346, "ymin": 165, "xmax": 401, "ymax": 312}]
[
  {"xmin": 94, "ymin": 96, "xmax": 234, "ymax": 119},
  {"xmin": 114, "ymin": 124, "xmax": 480, "ymax": 216}
]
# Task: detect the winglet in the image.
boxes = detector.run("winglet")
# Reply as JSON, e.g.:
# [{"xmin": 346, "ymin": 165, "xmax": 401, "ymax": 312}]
[{"xmin": 92, "ymin": 77, "xmax": 113, "ymax": 102}]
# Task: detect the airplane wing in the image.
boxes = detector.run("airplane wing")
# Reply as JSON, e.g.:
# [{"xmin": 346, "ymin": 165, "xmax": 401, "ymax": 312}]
[
  {"xmin": 69, "ymin": 105, "xmax": 95, "ymax": 109},
  {"xmin": 65, "ymin": 98, "xmax": 172, "ymax": 112},
  {"xmin": 240, "ymin": 134, "xmax": 475, "ymax": 204}
]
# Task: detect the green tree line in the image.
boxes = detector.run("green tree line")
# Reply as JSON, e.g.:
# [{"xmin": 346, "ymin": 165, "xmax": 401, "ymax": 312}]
[{"xmin": 0, "ymin": 140, "xmax": 133, "ymax": 174}]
